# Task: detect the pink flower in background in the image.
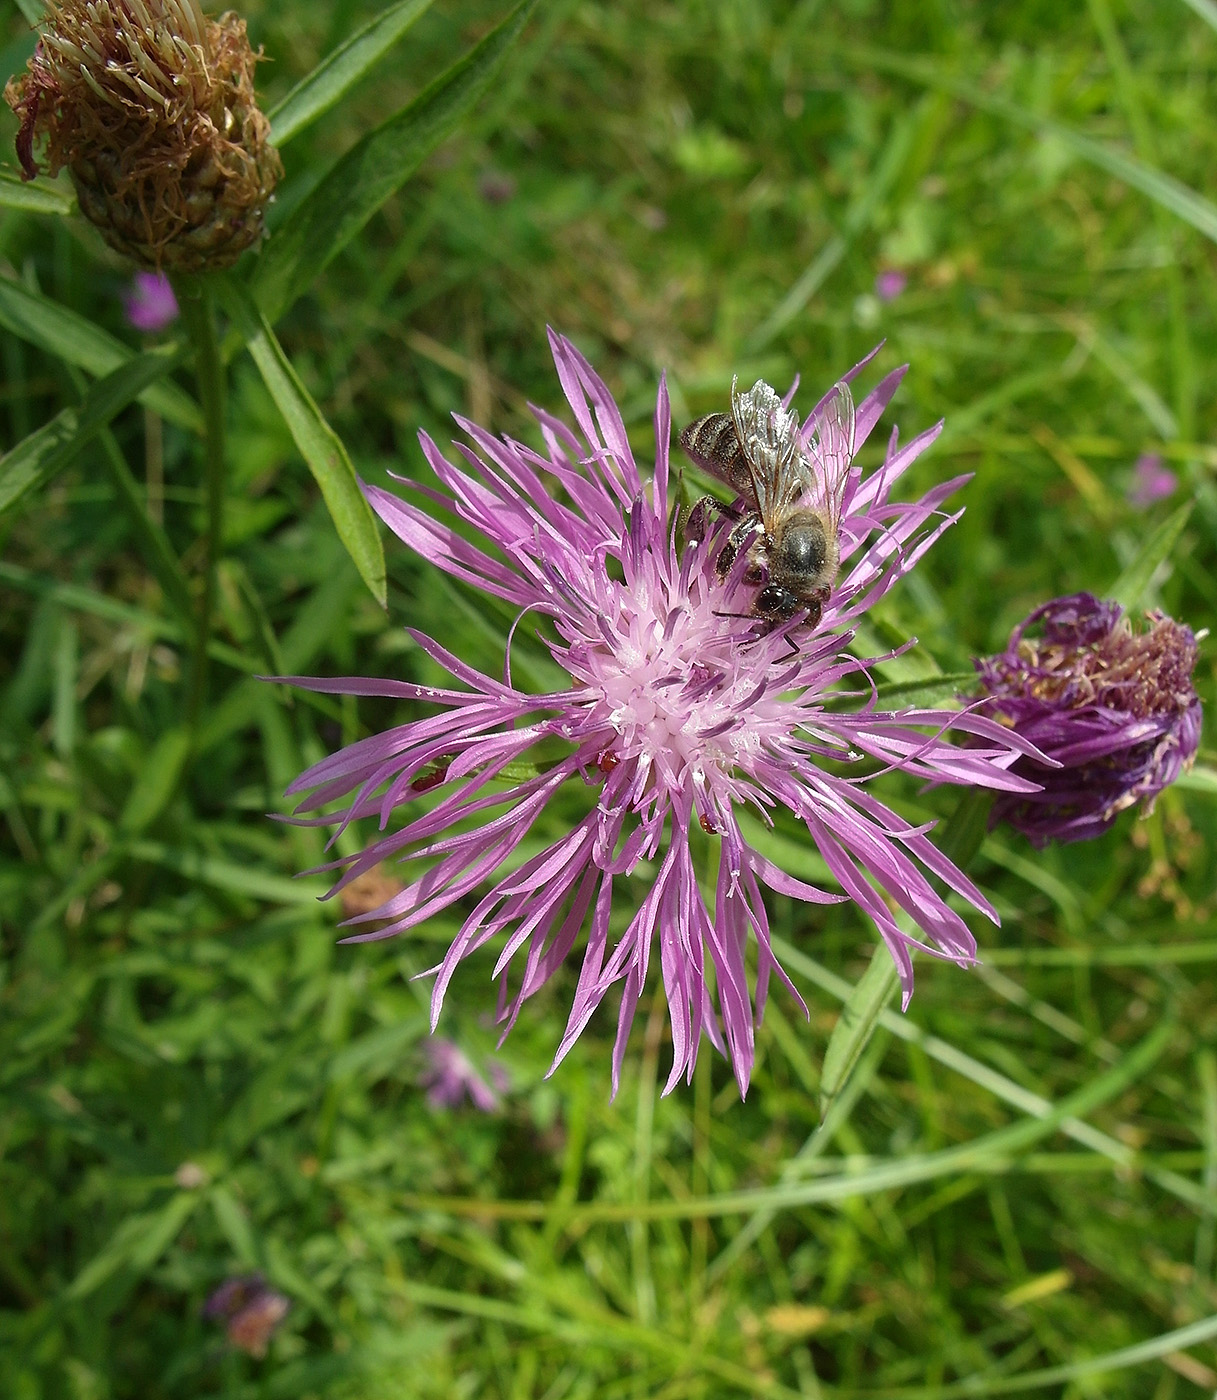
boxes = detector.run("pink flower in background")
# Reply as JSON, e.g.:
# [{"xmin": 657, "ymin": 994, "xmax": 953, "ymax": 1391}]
[
  {"xmin": 123, "ymin": 271, "xmax": 179, "ymax": 333},
  {"xmin": 874, "ymin": 269, "xmax": 907, "ymax": 302},
  {"xmin": 1127, "ymin": 452, "xmax": 1176, "ymax": 507},
  {"xmin": 203, "ymin": 1275, "xmax": 289, "ymax": 1357},
  {"xmin": 421, "ymin": 1037, "xmax": 510, "ymax": 1111},
  {"xmin": 282, "ymin": 334, "xmax": 1044, "ymax": 1096}
]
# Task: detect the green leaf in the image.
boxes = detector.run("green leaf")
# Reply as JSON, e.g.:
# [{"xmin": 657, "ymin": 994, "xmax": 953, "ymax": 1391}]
[
  {"xmin": 66, "ymin": 1193, "xmax": 198, "ymax": 1299},
  {"xmin": 0, "ymin": 277, "xmax": 200, "ymax": 431},
  {"xmin": 118, "ymin": 727, "xmax": 191, "ymax": 835},
  {"xmin": 217, "ymin": 278, "xmax": 386, "ymax": 607},
  {"xmin": 0, "ymin": 346, "xmax": 182, "ymax": 517},
  {"xmin": 0, "ymin": 169, "xmax": 74, "ymax": 215},
  {"xmin": 268, "ymin": 0, "xmax": 438, "ymax": 148},
  {"xmin": 253, "ymin": 0, "xmax": 538, "ymax": 321},
  {"xmin": 817, "ymin": 786, "xmax": 993, "ymax": 1119},
  {"xmin": 1107, "ymin": 500, "xmax": 1193, "ymax": 611},
  {"xmin": 818, "ymin": 944, "xmax": 899, "ymax": 1120},
  {"xmin": 825, "ymin": 671, "xmax": 977, "ymax": 710}
]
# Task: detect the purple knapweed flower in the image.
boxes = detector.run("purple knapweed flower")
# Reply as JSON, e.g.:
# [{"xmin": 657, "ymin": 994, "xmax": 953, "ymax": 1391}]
[
  {"xmin": 976, "ymin": 592, "xmax": 1202, "ymax": 845},
  {"xmin": 1127, "ymin": 452, "xmax": 1177, "ymax": 507},
  {"xmin": 874, "ymin": 269, "xmax": 907, "ymax": 302},
  {"xmin": 281, "ymin": 333, "xmax": 1044, "ymax": 1096},
  {"xmin": 123, "ymin": 270, "xmax": 179, "ymax": 333},
  {"xmin": 421, "ymin": 1036, "xmax": 509, "ymax": 1111},
  {"xmin": 203, "ymin": 1274, "xmax": 289, "ymax": 1357}
]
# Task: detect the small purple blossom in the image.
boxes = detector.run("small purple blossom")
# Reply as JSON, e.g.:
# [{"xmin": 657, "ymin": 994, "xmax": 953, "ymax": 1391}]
[
  {"xmin": 874, "ymin": 269, "xmax": 907, "ymax": 302},
  {"xmin": 204, "ymin": 1275, "xmax": 289, "ymax": 1357},
  {"xmin": 1127, "ymin": 452, "xmax": 1177, "ymax": 507},
  {"xmin": 422, "ymin": 1036, "xmax": 509, "ymax": 1111},
  {"xmin": 123, "ymin": 270, "xmax": 179, "ymax": 333},
  {"xmin": 976, "ymin": 592, "xmax": 1202, "ymax": 845},
  {"xmin": 282, "ymin": 333, "xmax": 1044, "ymax": 1096}
]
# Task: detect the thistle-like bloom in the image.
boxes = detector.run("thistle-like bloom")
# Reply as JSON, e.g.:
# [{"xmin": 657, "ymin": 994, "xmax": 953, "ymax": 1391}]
[
  {"xmin": 123, "ymin": 270, "xmax": 179, "ymax": 332},
  {"xmin": 283, "ymin": 334, "xmax": 1043, "ymax": 1096},
  {"xmin": 421, "ymin": 1037, "xmax": 510, "ymax": 1112},
  {"xmin": 976, "ymin": 592, "xmax": 1202, "ymax": 845},
  {"xmin": 5, "ymin": 0, "xmax": 281, "ymax": 272}
]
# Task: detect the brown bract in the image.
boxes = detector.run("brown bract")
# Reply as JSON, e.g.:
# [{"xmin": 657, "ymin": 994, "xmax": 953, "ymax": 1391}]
[{"xmin": 4, "ymin": 0, "xmax": 282, "ymax": 272}]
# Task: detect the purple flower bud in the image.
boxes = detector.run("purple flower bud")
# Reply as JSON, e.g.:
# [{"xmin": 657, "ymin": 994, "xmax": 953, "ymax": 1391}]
[
  {"xmin": 976, "ymin": 592, "xmax": 1202, "ymax": 845},
  {"xmin": 123, "ymin": 271, "xmax": 179, "ymax": 333}
]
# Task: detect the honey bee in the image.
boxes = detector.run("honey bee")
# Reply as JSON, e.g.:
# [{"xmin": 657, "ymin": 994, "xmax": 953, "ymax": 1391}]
[{"xmin": 679, "ymin": 377, "xmax": 856, "ymax": 628}]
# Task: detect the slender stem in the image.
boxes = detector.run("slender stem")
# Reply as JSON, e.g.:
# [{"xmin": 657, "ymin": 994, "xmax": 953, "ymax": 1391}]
[
  {"xmin": 176, "ymin": 280, "xmax": 226, "ymax": 732},
  {"xmin": 64, "ymin": 364, "xmax": 195, "ymax": 631}
]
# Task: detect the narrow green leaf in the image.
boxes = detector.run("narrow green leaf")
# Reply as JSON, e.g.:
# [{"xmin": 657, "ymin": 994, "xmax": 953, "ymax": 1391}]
[
  {"xmin": 210, "ymin": 1186, "xmax": 259, "ymax": 1267},
  {"xmin": 0, "ymin": 346, "xmax": 182, "ymax": 516},
  {"xmin": 268, "ymin": 0, "xmax": 437, "ymax": 148},
  {"xmin": 817, "ymin": 785, "xmax": 993, "ymax": 1118},
  {"xmin": 818, "ymin": 945, "xmax": 898, "ymax": 1119},
  {"xmin": 14, "ymin": 0, "xmax": 42, "ymax": 24},
  {"xmin": 124, "ymin": 838, "xmax": 329, "ymax": 903},
  {"xmin": 217, "ymin": 278, "xmax": 386, "ymax": 606},
  {"xmin": 1107, "ymin": 500, "xmax": 1193, "ymax": 611},
  {"xmin": 0, "ymin": 278, "xmax": 200, "ymax": 431},
  {"xmin": 253, "ymin": 0, "xmax": 538, "ymax": 321},
  {"xmin": 826, "ymin": 671, "xmax": 976, "ymax": 710},
  {"xmin": 66, "ymin": 1194, "xmax": 198, "ymax": 1299},
  {"xmin": 0, "ymin": 168, "xmax": 74, "ymax": 215},
  {"xmin": 118, "ymin": 727, "xmax": 191, "ymax": 835}
]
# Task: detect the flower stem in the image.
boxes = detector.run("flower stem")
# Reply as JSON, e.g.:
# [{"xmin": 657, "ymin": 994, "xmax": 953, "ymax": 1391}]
[{"xmin": 176, "ymin": 279, "xmax": 226, "ymax": 733}]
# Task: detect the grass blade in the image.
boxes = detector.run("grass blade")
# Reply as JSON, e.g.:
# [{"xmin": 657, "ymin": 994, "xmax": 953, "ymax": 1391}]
[
  {"xmin": 0, "ymin": 346, "xmax": 182, "ymax": 516},
  {"xmin": 1107, "ymin": 500, "xmax": 1194, "ymax": 611},
  {"xmin": 218, "ymin": 277, "xmax": 386, "ymax": 607},
  {"xmin": 268, "ymin": 0, "xmax": 438, "ymax": 148},
  {"xmin": 253, "ymin": 0, "xmax": 538, "ymax": 321},
  {"xmin": 818, "ymin": 787, "xmax": 994, "ymax": 1117},
  {"xmin": 0, "ymin": 277, "xmax": 200, "ymax": 431}
]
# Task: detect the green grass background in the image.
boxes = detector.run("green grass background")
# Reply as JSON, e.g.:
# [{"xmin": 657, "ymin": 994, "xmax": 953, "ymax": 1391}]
[{"xmin": 2, "ymin": 0, "xmax": 1217, "ymax": 1395}]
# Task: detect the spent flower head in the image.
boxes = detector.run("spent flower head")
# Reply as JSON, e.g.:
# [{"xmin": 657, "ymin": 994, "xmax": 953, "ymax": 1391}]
[
  {"xmin": 283, "ymin": 333, "xmax": 1044, "ymax": 1096},
  {"xmin": 5, "ymin": 0, "xmax": 281, "ymax": 272},
  {"xmin": 203, "ymin": 1274, "xmax": 289, "ymax": 1357},
  {"xmin": 976, "ymin": 591, "xmax": 1202, "ymax": 845}
]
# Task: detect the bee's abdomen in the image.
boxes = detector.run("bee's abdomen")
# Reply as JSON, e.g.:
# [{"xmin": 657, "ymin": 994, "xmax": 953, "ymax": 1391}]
[{"xmin": 679, "ymin": 413, "xmax": 749, "ymax": 491}]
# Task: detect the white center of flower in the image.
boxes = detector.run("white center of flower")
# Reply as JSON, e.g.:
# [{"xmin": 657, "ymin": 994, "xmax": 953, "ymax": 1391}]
[{"xmin": 572, "ymin": 569, "xmax": 779, "ymax": 785}]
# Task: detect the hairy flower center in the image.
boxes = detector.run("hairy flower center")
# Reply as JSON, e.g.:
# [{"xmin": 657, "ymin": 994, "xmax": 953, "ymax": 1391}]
[{"xmin": 571, "ymin": 574, "xmax": 771, "ymax": 778}]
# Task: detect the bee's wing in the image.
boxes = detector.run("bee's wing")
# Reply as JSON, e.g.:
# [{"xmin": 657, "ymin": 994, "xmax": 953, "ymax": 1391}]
[
  {"xmin": 806, "ymin": 381, "xmax": 856, "ymax": 536},
  {"xmin": 729, "ymin": 377, "xmax": 805, "ymax": 528},
  {"xmin": 678, "ymin": 411, "xmax": 757, "ymax": 502}
]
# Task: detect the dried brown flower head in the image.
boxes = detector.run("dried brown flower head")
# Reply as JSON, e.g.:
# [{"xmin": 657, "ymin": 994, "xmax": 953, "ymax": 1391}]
[{"xmin": 4, "ymin": 0, "xmax": 282, "ymax": 272}]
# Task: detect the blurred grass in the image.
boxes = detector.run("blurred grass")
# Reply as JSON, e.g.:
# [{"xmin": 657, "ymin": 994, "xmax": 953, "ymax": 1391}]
[{"xmin": 2, "ymin": 0, "xmax": 1217, "ymax": 1396}]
